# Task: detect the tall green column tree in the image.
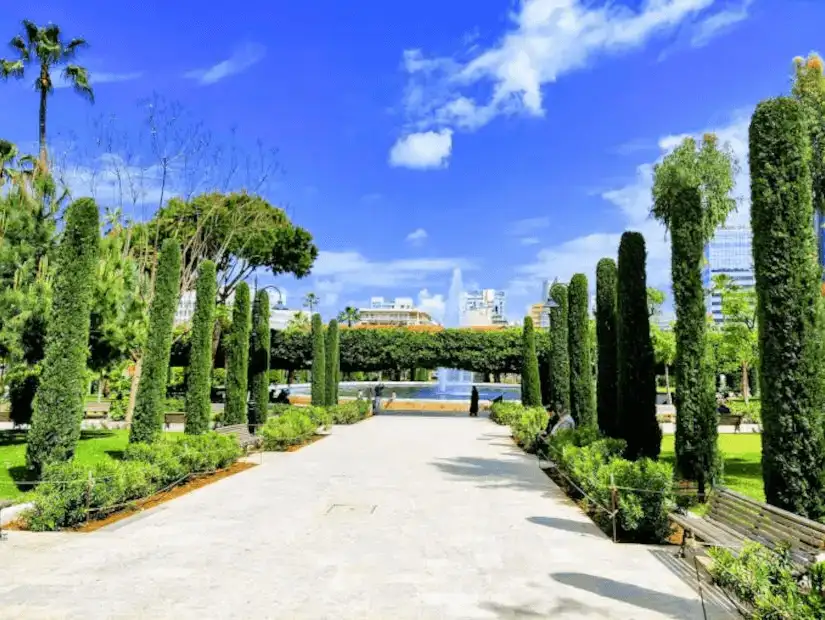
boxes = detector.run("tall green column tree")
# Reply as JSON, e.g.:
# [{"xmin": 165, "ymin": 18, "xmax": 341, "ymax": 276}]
[
  {"xmin": 130, "ymin": 239, "xmax": 182, "ymax": 444},
  {"xmin": 616, "ymin": 232, "xmax": 660, "ymax": 461},
  {"xmin": 568, "ymin": 274, "xmax": 595, "ymax": 427},
  {"xmin": 248, "ymin": 289, "xmax": 271, "ymax": 432},
  {"xmin": 325, "ymin": 319, "xmax": 340, "ymax": 406},
  {"xmin": 750, "ymin": 97, "xmax": 825, "ymax": 518},
  {"xmin": 310, "ymin": 313, "xmax": 326, "ymax": 406},
  {"xmin": 596, "ymin": 258, "xmax": 619, "ymax": 437},
  {"xmin": 224, "ymin": 282, "xmax": 251, "ymax": 425},
  {"xmin": 520, "ymin": 316, "xmax": 542, "ymax": 407},
  {"xmin": 669, "ymin": 183, "xmax": 718, "ymax": 494},
  {"xmin": 185, "ymin": 260, "xmax": 216, "ymax": 435},
  {"xmin": 26, "ymin": 198, "xmax": 99, "ymax": 473},
  {"xmin": 548, "ymin": 283, "xmax": 570, "ymax": 414}
]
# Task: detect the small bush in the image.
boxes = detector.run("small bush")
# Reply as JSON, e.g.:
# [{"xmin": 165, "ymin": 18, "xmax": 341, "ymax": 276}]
[
  {"xmin": 512, "ymin": 407, "xmax": 550, "ymax": 452},
  {"xmin": 328, "ymin": 401, "xmax": 369, "ymax": 425},
  {"xmin": 304, "ymin": 405, "xmax": 333, "ymax": 430},
  {"xmin": 174, "ymin": 433, "xmax": 243, "ymax": 471},
  {"xmin": 260, "ymin": 409, "xmax": 316, "ymax": 451},
  {"xmin": 124, "ymin": 441, "xmax": 186, "ymax": 484},
  {"xmin": 489, "ymin": 401, "xmax": 524, "ymax": 426}
]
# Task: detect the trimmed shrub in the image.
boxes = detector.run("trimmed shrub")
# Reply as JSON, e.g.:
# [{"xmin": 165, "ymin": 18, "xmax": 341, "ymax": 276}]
[
  {"xmin": 248, "ymin": 290, "xmax": 271, "ymax": 431},
  {"xmin": 185, "ymin": 261, "xmax": 217, "ymax": 435},
  {"xmin": 616, "ymin": 232, "xmax": 660, "ymax": 461},
  {"xmin": 568, "ymin": 274, "xmax": 595, "ymax": 427},
  {"xmin": 224, "ymin": 282, "xmax": 251, "ymax": 425},
  {"xmin": 548, "ymin": 283, "xmax": 570, "ymax": 413},
  {"xmin": 25, "ymin": 433, "xmax": 242, "ymax": 531},
  {"xmin": 328, "ymin": 400, "xmax": 370, "ymax": 424},
  {"xmin": 595, "ymin": 259, "xmax": 619, "ymax": 438},
  {"xmin": 750, "ymin": 97, "xmax": 825, "ymax": 518},
  {"xmin": 512, "ymin": 407, "xmax": 550, "ymax": 452},
  {"xmin": 310, "ymin": 313, "xmax": 326, "ymax": 406},
  {"xmin": 27, "ymin": 199, "xmax": 100, "ymax": 473},
  {"xmin": 489, "ymin": 400, "xmax": 524, "ymax": 426},
  {"xmin": 304, "ymin": 405, "xmax": 333, "ymax": 430},
  {"xmin": 260, "ymin": 409, "xmax": 316, "ymax": 451},
  {"xmin": 669, "ymin": 182, "xmax": 718, "ymax": 493},
  {"xmin": 131, "ymin": 240, "xmax": 182, "ymax": 444},
  {"xmin": 520, "ymin": 316, "xmax": 542, "ymax": 407},
  {"xmin": 325, "ymin": 319, "xmax": 340, "ymax": 406},
  {"xmin": 8, "ymin": 366, "xmax": 39, "ymax": 427}
]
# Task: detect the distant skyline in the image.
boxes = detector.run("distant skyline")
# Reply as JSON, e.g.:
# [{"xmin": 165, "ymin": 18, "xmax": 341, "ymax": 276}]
[{"xmin": 0, "ymin": 1, "xmax": 815, "ymax": 320}]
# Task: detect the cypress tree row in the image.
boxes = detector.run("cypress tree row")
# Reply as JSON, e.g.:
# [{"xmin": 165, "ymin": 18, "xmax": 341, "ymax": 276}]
[
  {"xmin": 26, "ymin": 198, "xmax": 100, "ymax": 473},
  {"xmin": 669, "ymin": 182, "xmax": 718, "ymax": 493},
  {"xmin": 185, "ymin": 260, "xmax": 217, "ymax": 435},
  {"xmin": 520, "ymin": 316, "xmax": 542, "ymax": 407},
  {"xmin": 616, "ymin": 232, "xmax": 660, "ymax": 460},
  {"xmin": 595, "ymin": 258, "xmax": 619, "ymax": 437},
  {"xmin": 325, "ymin": 319, "xmax": 340, "ymax": 406},
  {"xmin": 224, "ymin": 282, "xmax": 252, "ymax": 425},
  {"xmin": 310, "ymin": 313, "xmax": 326, "ymax": 406},
  {"xmin": 548, "ymin": 283, "xmax": 570, "ymax": 414},
  {"xmin": 248, "ymin": 289, "xmax": 271, "ymax": 432},
  {"xmin": 130, "ymin": 239, "xmax": 182, "ymax": 444},
  {"xmin": 568, "ymin": 274, "xmax": 595, "ymax": 427},
  {"xmin": 750, "ymin": 97, "xmax": 825, "ymax": 518}
]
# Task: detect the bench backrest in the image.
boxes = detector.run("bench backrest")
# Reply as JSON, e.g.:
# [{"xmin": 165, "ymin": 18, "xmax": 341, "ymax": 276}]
[
  {"xmin": 708, "ymin": 488, "xmax": 825, "ymax": 564},
  {"xmin": 215, "ymin": 423, "xmax": 256, "ymax": 442}
]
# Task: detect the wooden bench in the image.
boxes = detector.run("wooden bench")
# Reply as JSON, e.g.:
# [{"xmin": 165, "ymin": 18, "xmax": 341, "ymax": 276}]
[
  {"xmin": 670, "ymin": 487, "xmax": 825, "ymax": 568},
  {"xmin": 718, "ymin": 414, "xmax": 742, "ymax": 432},
  {"xmin": 215, "ymin": 423, "xmax": 263, "ymax": 452},
  {"xmin": 164, "ymin": 412, "xmax": 186, "ymax": 428}
]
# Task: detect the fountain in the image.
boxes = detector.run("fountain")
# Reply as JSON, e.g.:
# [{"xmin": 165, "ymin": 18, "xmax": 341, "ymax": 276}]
[{"xmin": 436, "ymin": 267, "xmax": 474, "ymax": 395}]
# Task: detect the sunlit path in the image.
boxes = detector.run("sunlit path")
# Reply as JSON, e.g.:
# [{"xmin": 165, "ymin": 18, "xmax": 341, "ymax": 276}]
[{"xmin": 2, "ymin": 414, "xmax": 729, "ymax": 619}]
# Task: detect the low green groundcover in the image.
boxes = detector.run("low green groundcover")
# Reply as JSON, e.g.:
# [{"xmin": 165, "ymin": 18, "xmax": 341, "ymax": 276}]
[{"xmin": 261, "ymin": 401, "xmax": 371, "ymax": 451}]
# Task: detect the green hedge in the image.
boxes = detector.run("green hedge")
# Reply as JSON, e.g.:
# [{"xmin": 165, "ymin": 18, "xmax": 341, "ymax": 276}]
[
  {"xmin": 260, "ymin": 408, "xmax": 317, "ymax": 451},
  {"xmin": 595, "ymin": 258, "xmax": 619, "ymax": 437},
  {"xmin": 489, "ymin": 401, "xmax": 549, "ymax": 452},
  {"xmin": 489, "ymin": 400, "xmax": 525, "ymax": 426},
  {"xmin": 185, "ymin": 261, "xmax": 216, "ymax": 435},
  {"xmin": 24, "ymin": 433, "xmax": 242, "ymax": 531},
  {"xmin": 520, "ymin": 317, "xmax": 542, "ymax": 407},
  {"xmin": 224, "ymin": 281, "xmax": 251, "ymax": 425},
  {"xmin": 310, "ymin": 313, "xmax": 326, "ymax": 406},
  {"xmin": 548, "ymin": 283, "xmax": 571, "ymax": 413},
  {"xmin": 325, "ymin": 319, "xmax": 340, "ymax": 406},
  {"xmin": 568, "ymin": 274, "xmax": 595, "ymax": 427},
  {"xmin": 248, "ymin": 290, "xmax": 271, "ymax": 431},
  {"xmin": 328, "ymin": 400, "xmax": 371, "ymax": 424}
]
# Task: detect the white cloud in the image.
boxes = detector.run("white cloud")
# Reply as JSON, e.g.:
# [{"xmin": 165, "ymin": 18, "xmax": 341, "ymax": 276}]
[
  {"xmin": 394, "ymin": 0, "xmax": 718, "ymax": 159},
  {"xmin": 389, "ymin": 130, "xmax": 453, "ymax": 169},
  {"xmin": 507, "ymin": 216, "xmax": 550, "ymax": 237},
  {"xmin": 406, "ymin": 228, "xmax": 428, "ymax": 246},
  {"xmin": 509, "ymin": 109, "xmax": 750, "ymax": 317},
  {"xmin": 185, "ymin": 42, "xmax": 266, "ymax": 85},
  {"xmin": 690, "ymin": 0, "xmax": 753, "ymax": 48},
  {"xmin": 418, "ymin": 289, "xmax": 446, "ymax": 323},
  {"xmin": 53, "ymin": 70, "xmax": 142, "ymax": 89},
  {"xmin": 521, "ymin": 237, "xmax": 540, "ymax": 246}
]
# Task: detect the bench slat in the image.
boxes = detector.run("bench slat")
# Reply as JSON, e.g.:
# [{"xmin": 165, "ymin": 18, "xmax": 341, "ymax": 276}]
[{"xmin": 721, "ymin": 488, "xmax": 825, "ymax": 535}]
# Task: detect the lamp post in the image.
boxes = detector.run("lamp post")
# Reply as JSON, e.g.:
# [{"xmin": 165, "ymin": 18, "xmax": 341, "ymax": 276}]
[{"xmin": 252, "ymin": 277, "xmax": 286, "ymax": 308}]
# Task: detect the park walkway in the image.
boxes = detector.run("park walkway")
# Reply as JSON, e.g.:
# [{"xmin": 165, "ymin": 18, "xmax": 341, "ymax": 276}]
[{"xmin": 1, "ymin": 413, "xmax": 729, "ymax": 619}]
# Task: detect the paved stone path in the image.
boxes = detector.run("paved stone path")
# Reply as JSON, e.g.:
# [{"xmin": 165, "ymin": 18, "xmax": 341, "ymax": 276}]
[{"xmin": 2, "ymin": 413, "xmax": 730, "ymax": 619}]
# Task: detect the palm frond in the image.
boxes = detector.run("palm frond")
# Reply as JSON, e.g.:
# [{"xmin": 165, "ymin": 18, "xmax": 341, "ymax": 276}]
[
  {"xmin": 42, "ymin": 24, "xmax": 61, "ymax": 44},
  {"xmin": 63, "ymin": 64, "xmax": 94, "ymax": 103},
  {"xmin": 9, "ymin": 35, "xmax": 29, "ymax": 61},
  {"xmin": 0, "ymin": 140, "xmax": 18, "ymax": 164},
  {"xmin": 21, "ymin": 20, "xmax": 39, "ymax": 45},
  {"xmin": 0, "ymin": 59, "xmax": 24, "ymax": 79},
  {"xmin": 63, "ymin": 37, "xmax": 88, "ymax": 60}
]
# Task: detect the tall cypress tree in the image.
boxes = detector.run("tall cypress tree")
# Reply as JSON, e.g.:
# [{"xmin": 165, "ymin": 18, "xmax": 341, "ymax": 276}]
[
  {"xmin": 26, "ymin": 198, "xmax": 100, "ymax": 473},
  {"xmin": 750, "ymin": 97, "xmax": 825, "ymax": 517},
  {"xmin": 325, "ymin": 319, "xmax": 340, "ymax": 406},
  {"xmin": 596, "ymin": 258, "xmax": 619, "ymax": 437},
  {"xmin": 310, "ymin": 313, "xmax": 326, "ymax": 406},
  {"xmin": 224, "ymin": 282, "xmax": 252, "ymax": 425},
  {"xmin": 617, "ymin": 232, "xmax": 660, "ymax": 460},
  {"xmin": 130, "ymin": 239, "xmax": 182, "ymax": 444},
  {"xmin": 669, "ymin": 183, "xmax": 718, "ymax": 493},
  {"xmin": 185, "ymin": 260, "xmax": 216, "ymax": 435},
  {"xmin": 548, "ymin": 283, "xmax": 570, "ymax": 414},
  {"xmin": 248, "ymin": 289, "xmax": 271, "ymax": 432},
  {"xmin": 568, "ymin": 274, "xmax": 595, "ymax": 427},
  {"xmin": 520, "ymin": 316, "xmax": 542, "ymax": 407}
]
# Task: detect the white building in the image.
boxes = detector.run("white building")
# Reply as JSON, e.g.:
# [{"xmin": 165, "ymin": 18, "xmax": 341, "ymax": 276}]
[
  {"xmin": 357, "ymin": 297, "xmax": 435, "ymax": 326},
  {"xmin": 270, "ymin": 308, "xmax": 310, "ymax": 331},
  {"xmin": 462, "ymin": 289, "xmax": 507, "ymax": 326},
  {"xmin": 703, "ymin": 227, "xmax": 755, "ymax": 324},
  {"xmin": 175, "ymin": 286, "xmax": 305, "ymax": 331}
]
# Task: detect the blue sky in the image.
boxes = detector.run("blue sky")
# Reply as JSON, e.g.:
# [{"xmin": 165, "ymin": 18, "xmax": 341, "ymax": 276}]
[{"xmin": 0, "ymin": 0, "xmax": 820, "ymax": 321}]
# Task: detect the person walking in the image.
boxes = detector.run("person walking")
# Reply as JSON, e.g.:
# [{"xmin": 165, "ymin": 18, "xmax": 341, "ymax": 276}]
[
  {"xmin": 469, "ymin": 386, "xmax": 479, "ymax": 417},
  {"xmin": 373, "ymin": 383, "xmax": 384, "ymax": 414}
]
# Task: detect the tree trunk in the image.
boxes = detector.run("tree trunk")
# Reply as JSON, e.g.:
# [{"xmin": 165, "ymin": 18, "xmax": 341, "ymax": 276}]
[
  {"xmin": 287, "ymin": 369, "xmax": 295, "ymax": 385},
  {"xmin": 742, "ymin": 363, "xmax": 750, "ymax": 404},
  {"xmin": 125, "ymin": 357, "xmax": 143, "ymax": 426},
  {"xmin": 665, "ymin": 365, "xmax": 672, "ymax": 405},
  {"xmin": 38, "ymin": 71, "xmax": 48, "ymax": 167}
]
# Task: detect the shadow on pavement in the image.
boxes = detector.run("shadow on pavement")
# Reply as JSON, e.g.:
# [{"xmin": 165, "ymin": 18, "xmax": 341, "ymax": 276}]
[
  {"xmin": 526, "ymin": 516, "xmax": 606, "ymax": 538},
  {"xmin": 550, "ymin": 571, "xmax": 707, "ymax": 619},
  {"xmin": 431, "ymin": 455, "xmax": 552, "ymax": 493},
  {"xmin": 479, "ymin": 598, "xmax": 603, "ymax": 618}
]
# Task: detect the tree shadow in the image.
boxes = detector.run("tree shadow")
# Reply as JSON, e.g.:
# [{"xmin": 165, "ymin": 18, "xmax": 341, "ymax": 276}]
[
  {"xmin": 526, "ymin": 516, "xmax": 606, "ymax": 539},
  {"xmin": 79, "ymin": 429, "xmax": 119, "ymax": 440},
  {"xmin": 7, "ymin": 465, "xmax": 37, "ymax": 493},
  {"xmin": 550, "ymin": 571, "xmax": 705, "ymax": 619},
  {"xmin": 479, "ymin": 598, "xmax": 602, "ymax": 618},
  {"xmin": 0, "ymin": 430, "xmax": 28, "ymax": 447},
  {"xmin": 722, "ymin": 457, "xmax": 761, "ymax": 479},
  {"xmin": 431, "ymin": 455, "xmax": 559, "ymax": 494},
  {"xmin": 105, "ymin": 450, "xmax": 125, "ymax": 460}
]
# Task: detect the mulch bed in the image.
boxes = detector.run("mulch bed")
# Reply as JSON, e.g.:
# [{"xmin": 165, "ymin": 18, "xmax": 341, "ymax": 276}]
[{"xmin": 285, "ymin": 433, "xmax": 328, "ymax": 452}]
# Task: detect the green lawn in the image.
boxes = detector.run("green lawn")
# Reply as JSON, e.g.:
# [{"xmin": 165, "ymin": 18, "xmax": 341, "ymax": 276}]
[
  {"xmin": 0, "ymin": 429, "xmax": 180, "ymax": 502},
  {"xmin": 660, "ymin": 433, "xmax": 764, "ymax": 502}
]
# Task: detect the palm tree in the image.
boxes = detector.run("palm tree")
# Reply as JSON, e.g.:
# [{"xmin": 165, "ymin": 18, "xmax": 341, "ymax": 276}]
[
  {"xmin": 0, "ymin": 140, "xmax": 35, "ymax": 190},
  {"xmin": 337, "ymin": 306, "xmax": 361, "ymax": 327},
  {"xmin": 303, "ymin": 292, "xmax": 319, "ymax": 313},
  {"xmin": 0, "ymin": 20, "xmax": 94, "ymax": 166}
]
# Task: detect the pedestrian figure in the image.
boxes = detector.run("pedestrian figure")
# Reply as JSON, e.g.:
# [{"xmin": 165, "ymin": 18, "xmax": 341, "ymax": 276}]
[
  {"xmin": 469, "ymin": 386, "xmax": 479, "ymax": 417},
  {"xmin": 373, "ymin": 383, "xmax": 384, "ymax": 414}
]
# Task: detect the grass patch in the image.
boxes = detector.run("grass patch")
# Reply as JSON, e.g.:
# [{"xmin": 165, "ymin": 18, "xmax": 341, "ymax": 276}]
[
  {"xmin": 660, "ymin": 433, "xmax": 764, "ymax": 502},
  {"xmin": 0, "ymin": 429, "xmax": 181, "ymax": 501}
]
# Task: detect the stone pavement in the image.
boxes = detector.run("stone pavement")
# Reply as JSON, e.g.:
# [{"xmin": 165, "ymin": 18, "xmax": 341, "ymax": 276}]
[{"xmin": 1, "ymin": 412, "xmax": 731, "ymax": 619}]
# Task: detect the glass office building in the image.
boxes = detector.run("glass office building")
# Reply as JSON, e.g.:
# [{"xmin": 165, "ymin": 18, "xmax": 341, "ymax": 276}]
[{"xmin": 703, "ymin": 227, "xmax": 755, "ymax": 324}]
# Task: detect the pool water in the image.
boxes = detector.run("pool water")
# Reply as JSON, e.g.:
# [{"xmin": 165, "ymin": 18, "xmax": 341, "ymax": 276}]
[{"xmin": 289, "ymin": 384, "xmax": 522, "ymax": 402}]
